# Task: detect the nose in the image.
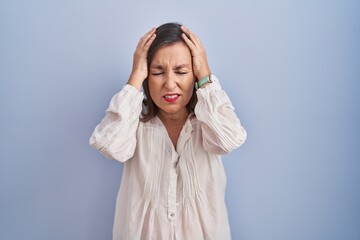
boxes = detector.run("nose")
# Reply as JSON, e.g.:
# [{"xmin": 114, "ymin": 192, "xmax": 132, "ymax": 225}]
[{"xmin": 164, "ymin": 72, "xmax": 177, "ymax": 90}]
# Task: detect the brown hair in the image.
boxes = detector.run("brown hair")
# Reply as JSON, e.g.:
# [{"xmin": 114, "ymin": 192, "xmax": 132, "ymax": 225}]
[{"xmin": 141, "ymin": 22, "xmax": 197, "ymax": 122}]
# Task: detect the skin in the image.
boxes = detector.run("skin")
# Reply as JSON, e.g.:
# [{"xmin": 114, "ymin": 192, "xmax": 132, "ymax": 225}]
[
  {"xmin": 127, "ymin": 25, "xmax": 212, "ymax": 147},
  {"xmin": 148, "ymin": 42, "xmax": 194, "ymax": 121}
]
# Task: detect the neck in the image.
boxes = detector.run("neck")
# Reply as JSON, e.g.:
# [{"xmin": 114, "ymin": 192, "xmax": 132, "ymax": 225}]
[
  {"xmin": 157, "ymin": 109, "xmax": 189, "ymax": 127},
  {"xmin": 157, "ymin": 109, "xmax": 190, "ymax": 149}
]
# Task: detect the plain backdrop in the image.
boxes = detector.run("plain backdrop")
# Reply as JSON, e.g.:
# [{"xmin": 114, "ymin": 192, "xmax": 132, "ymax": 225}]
[{"xmin": 1, "ymin": 0, "xmax": 359, "ymax": 239}]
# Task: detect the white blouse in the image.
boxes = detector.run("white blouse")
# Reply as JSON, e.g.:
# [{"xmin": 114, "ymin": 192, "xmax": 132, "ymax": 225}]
[{"xmin": 89, "ymin": 75, "xmax": 247, "ymax": 240}]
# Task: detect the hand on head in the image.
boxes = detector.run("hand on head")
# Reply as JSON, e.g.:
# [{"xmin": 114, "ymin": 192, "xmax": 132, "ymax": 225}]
[
  {"xmin": 128, "ymin": 27, "xmax": 156, "ymax": 91},
  {"xmin": 127, "ymin": 24, "xmax": 212, "ymax": 91},
  {"xmin": 180, "ymin": 26, "xmax": 211, "ymax": 80}
]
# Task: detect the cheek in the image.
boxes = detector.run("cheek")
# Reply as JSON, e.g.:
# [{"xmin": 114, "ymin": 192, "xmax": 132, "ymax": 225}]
[
  {"xmin": 148, "ymin": 78, "xmax": 161, "ymax": 102},
  {"xmin": 183, "ymin": 77, "xmax": 195, "ymax": 98},
  {"xmin": 148, "ymin": 77, "xmax": 161, "ymax": 91},
  {"xmin": 147, "ymin": 79, "xmax": 160, "ymax": 102}
]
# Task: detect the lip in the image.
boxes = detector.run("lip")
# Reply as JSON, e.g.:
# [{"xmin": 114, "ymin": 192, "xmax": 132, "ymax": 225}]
[{"xmin": 163, "ymin": 93, "xmax": 180, "ymax": 103}]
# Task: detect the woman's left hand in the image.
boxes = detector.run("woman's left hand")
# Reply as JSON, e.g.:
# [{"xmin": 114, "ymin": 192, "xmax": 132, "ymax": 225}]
[{"xmin": 181, "ymin": 26, "xmax": 211, "ymax": 80}]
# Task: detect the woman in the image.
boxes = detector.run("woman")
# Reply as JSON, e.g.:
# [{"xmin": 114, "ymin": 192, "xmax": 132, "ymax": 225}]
[{"xmin": 90, "ymin": 22, "xmax": 247, "ymax": 240}]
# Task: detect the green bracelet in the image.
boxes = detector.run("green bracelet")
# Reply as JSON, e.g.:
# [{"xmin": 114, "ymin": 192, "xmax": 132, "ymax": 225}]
[{"xmin": 195, "ymin": 75, "xmax": 212, "ymax": 90}]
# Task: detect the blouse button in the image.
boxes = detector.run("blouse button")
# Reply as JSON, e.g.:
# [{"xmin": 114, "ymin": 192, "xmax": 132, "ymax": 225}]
[{"xmin": 170, "ymin": 213, "xmax": 175, "ymax": 217}]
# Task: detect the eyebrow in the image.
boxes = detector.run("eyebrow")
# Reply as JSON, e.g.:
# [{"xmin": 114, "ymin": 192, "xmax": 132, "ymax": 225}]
[
  {"xmin": 150, "ymin": 64, "xmax": 191, "ymax": 70},
  {"xmin": 150, "ymin": 65, "xmax": 164, "ymax": 70},
  {"xmin": 174, "ymin": 64, "xmax": 190, "ymax": 70}
]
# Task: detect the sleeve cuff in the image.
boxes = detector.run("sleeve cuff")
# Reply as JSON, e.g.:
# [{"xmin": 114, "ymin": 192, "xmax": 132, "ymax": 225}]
[
  {"xmin": 196, "ymin": 75, "xmax": 222, "ymax": 97},
  {"xmin": 106, "ymin": 84, "xmax": 144, "ymax": 114}
]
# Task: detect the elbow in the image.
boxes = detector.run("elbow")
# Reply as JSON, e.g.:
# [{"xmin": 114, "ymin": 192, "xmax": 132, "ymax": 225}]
[
  {"xmin": 89, "ymin": 136, "xmax": 113, "ymax": 159},
  {"xmin": 220, "ymin": 126, "xmax": 247, "ymax": 153},
  {"xmin": 89, "ymin": 134, "xmax": 108, "ymax": 155},
  {"xmin": 89, "ymin": 135, "xmax": 98, "ymax": 149},
  {"xmin": 89, "ymin": 135, "xmax": 135, "ymax": 162},
  {"xmin": 235, "ymin": 126, "xmax": 247, "ymax": 148}
]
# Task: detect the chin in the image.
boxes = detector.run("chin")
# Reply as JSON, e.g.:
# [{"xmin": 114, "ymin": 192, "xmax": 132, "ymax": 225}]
[{"xmin": 159, "ymin": 106, "xmax": 188, "ymax": 116}]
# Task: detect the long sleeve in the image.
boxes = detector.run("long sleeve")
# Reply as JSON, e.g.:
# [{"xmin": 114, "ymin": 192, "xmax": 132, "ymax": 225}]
[
  {"xmin": 89, "ymin": 84, "xmax": 144, "ymax": 162},
  {"xmin": 194, "ymin": 75, "xmax": 247, "ymax": 154}
]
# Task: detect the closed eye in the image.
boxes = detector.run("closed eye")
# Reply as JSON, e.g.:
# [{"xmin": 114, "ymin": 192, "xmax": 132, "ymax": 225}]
[
  {"xmin": 176, "ymin": 72, "xmax": 188, "ymax": 75},
  {"xmin": 151, "ymin": 72, "xmax": 164, "ymax": 76}
]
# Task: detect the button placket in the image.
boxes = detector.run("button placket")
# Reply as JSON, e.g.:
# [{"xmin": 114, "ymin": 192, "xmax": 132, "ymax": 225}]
[{"xmin": 167, "ymin": 154, "xmax": 178, "ymax": 221}]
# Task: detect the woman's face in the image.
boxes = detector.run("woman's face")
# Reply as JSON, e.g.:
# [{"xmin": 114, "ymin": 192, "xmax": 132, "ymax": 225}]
[{"xmin": 148, "ymin": 42, "xmax": 195, "ymax": 119}]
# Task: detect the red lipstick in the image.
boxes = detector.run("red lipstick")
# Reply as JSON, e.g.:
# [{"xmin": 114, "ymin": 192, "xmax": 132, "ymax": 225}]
[{"xmin": 163, "ymin": 94, "xmax": 180, "ymax": 103}]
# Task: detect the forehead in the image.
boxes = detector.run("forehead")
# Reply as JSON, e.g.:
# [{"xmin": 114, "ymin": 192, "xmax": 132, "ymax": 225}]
[{"xmin": 151, "ymin": 42, "xmax": 192, "ymax": 65}]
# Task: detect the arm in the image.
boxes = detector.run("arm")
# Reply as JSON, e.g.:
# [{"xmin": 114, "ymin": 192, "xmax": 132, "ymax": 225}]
[
  {"xmin": 89, "ymin": 28, "xmax": 156, "ymax": 161},
  {"xmin": 195, "ymin": 75, "xmax": 247, "ymax": 154},
  {"xmin": 89, "ymin": 85, "xmax": 143, "ymax": 161},
  {"xmin": 181, "ymin": 26, "xmax": 246, "ymax": 154}
]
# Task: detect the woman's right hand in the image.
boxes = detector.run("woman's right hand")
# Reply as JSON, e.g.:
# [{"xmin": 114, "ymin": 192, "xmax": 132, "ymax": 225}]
[{"xmin": 127, "ymin": 28, "xmax": 156, "ymax": 91}]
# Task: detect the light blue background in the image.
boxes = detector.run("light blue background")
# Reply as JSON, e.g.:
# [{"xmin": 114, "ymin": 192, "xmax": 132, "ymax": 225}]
[{"xmin": 1, "ymin": 0, "xmax": 359, "ymax": 239}]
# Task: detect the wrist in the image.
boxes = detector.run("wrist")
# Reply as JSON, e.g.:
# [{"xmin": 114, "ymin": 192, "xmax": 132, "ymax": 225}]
[
  {"xmin": 127, "ymin": 72, "xmax": 146, "ymax": 91},
  {"xmin": 197, "ymin": 68, "xmax": 211, "ymax": 80},
  {"xmin": 195, "ymin": 75, "xmax": 212, "ymax": 90}
]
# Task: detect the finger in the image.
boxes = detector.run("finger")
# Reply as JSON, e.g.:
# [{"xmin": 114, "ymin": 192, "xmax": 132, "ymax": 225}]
[
  {"xmin": 139, "ymin": 27, "xmax": 156, "ymax": 47},
  {"xmin": 181, "ymin": 25, "xmax": 195, "ymax": 44},
  {"xmin": 181, "ymin": 26, "xmax": 198, "ymax": 50},
  {"xmin": 143, "ymin": 33, "xmax": 156, "ymax": 50},
  {"xmin": 182, "ymin": 32, "xmax": 196, "ymax": 51},
  {"xmin": 180, "ymin": 25, "xmax": 190, "ymax": 35},
  {"xmin": 181, "ymin": 25, "xmax": 201, "ymax": 46},
  {"xmin": 143, "ymin": 27, "xmax": 156, "ymax": 38}
]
